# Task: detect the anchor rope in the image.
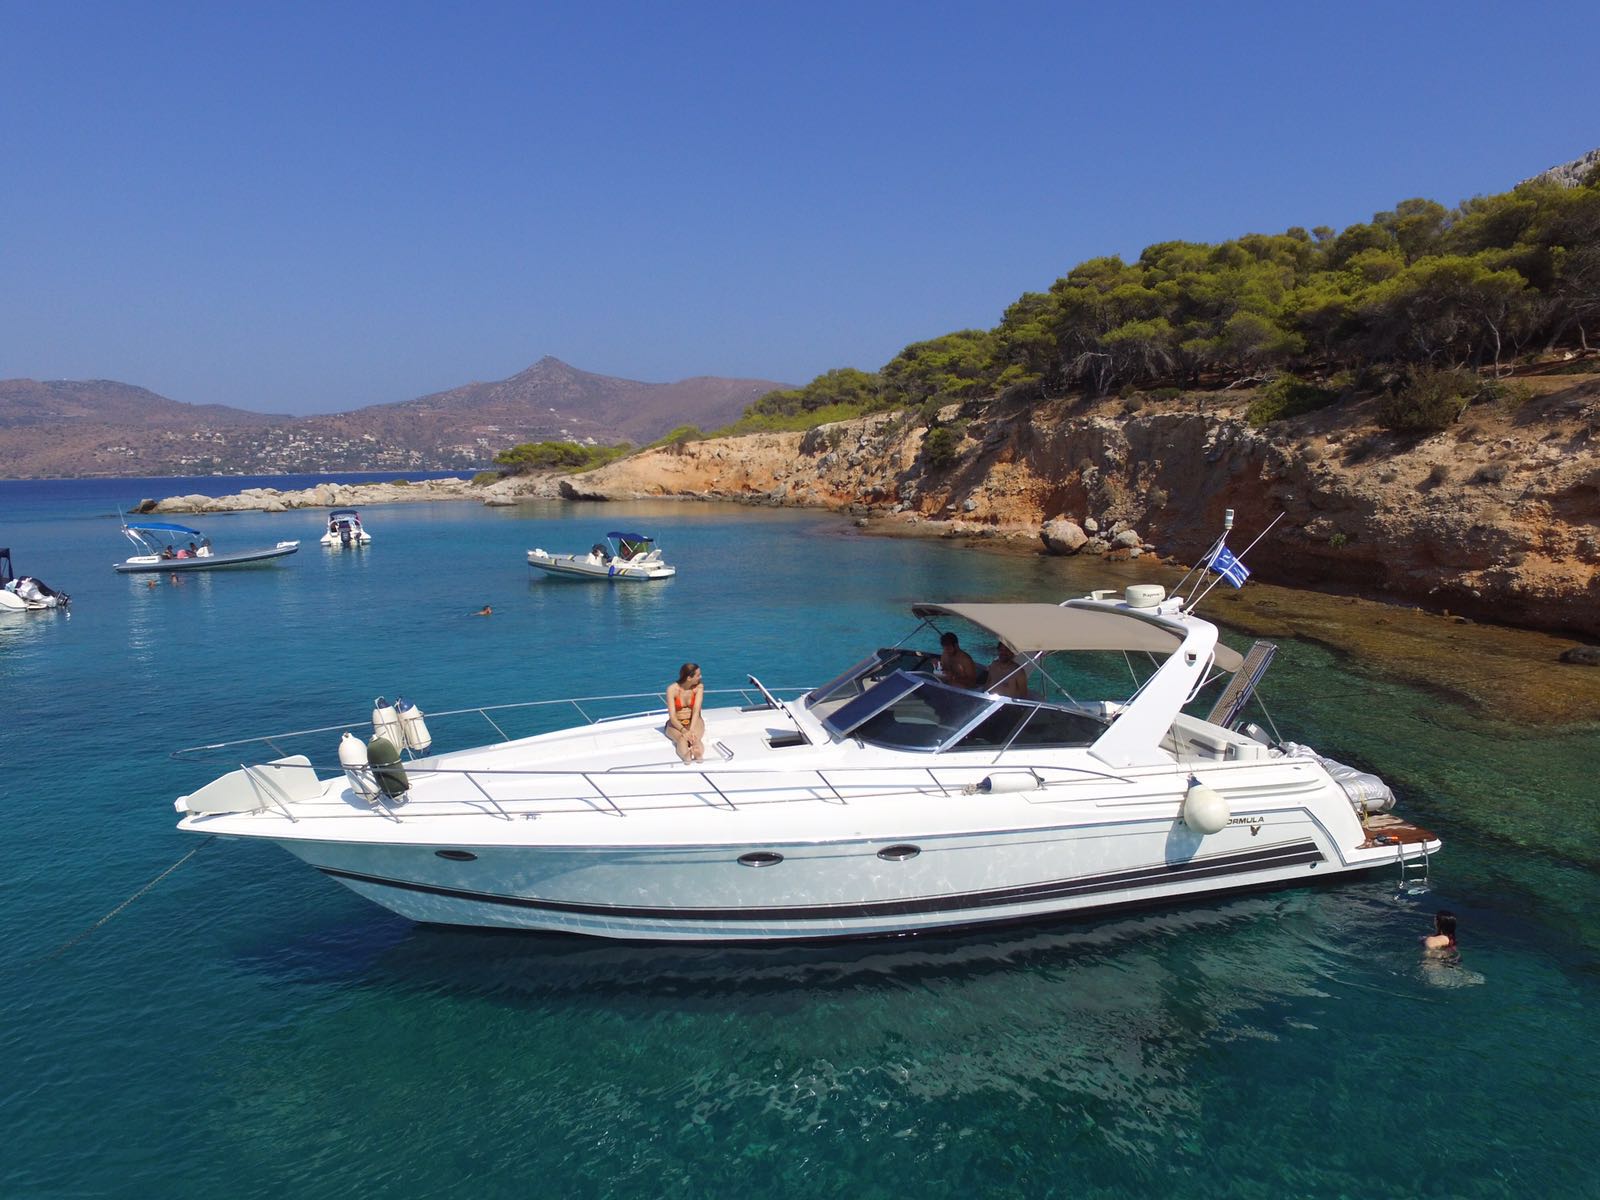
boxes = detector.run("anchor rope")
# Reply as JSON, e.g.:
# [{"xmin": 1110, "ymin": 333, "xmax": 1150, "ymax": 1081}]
[{"xmin": 33, "ymin": 836, "xmax": 216, "ymax": 964}]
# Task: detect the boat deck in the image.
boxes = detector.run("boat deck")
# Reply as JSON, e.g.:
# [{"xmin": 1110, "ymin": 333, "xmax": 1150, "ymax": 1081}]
[{"xmin": 1358, "ymin": 813, "xmax": 1436, "ymax": 849}]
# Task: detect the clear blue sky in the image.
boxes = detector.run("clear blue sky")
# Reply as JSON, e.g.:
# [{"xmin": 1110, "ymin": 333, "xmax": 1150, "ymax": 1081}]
[{"xmin": 1, "ymin": 1, "xmax": 1591, "ymax": 415}]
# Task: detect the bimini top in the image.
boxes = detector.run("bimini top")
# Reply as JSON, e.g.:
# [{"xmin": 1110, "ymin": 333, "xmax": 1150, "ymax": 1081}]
[
  {"xmin": 911, "ymin": 601, "xmax": 1244, "ymax": 673},
  {"xmin": 606, "ymin": 531, "xmax": 654, "ymax": 543},
  {"xmin": 127, "ymin": 522, "xmax": 203, "ymax": 536},
  {"xmin": 329, "ymin": 509, "xmax": 361, "ymax": 519}
]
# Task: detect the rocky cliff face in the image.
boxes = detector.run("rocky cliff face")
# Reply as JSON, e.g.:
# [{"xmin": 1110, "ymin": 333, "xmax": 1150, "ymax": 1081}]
[{"xmin": 562, "ymin": 374, "xmax": 1600, "ymax": 636}]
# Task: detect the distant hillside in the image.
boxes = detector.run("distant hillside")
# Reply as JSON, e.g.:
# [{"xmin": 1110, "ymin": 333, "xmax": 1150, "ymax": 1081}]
[
  {"xmin": 0, "ymin": 378, "xmax": 280, "ymax": 430},
  {"xmin": 388, "ymin": 357, "xmax": 783, "ymax": 442},
  {"xmin": 0, "ymin": 360, "xmax": 790, "ymax": 478},
  {"xmin": 1522, "ymin": 147, "xmax": 1600, "ymax": 188}
]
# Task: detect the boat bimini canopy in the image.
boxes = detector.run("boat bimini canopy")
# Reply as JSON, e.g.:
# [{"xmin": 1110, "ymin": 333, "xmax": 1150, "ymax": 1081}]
[
  {"xmin": 127, "ymin": 522, "xmax": 203, "ymax": 537},
  {"xmin": 910, "ymin": 602, "xmax": 1243, "ymax": 673}
]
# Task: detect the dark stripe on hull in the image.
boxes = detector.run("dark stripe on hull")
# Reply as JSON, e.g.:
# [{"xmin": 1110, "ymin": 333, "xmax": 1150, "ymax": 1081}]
[{"xmin": 317, "ymin": 839, "xmax": 1325, "ymax": 923}]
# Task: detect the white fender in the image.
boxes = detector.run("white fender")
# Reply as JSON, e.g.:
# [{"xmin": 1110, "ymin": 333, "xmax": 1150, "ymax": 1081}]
[
  {"xmin": 396, "ymin": 697, "xmax": 433, "ymax": 753},
  {"xmin": 963, "ymin": 771, "xmax": 1043, "ymax": 795},
  {"xmin": 339, "ymin": 732, "xmax": 379, "ymax": 799},
  {"xmin": 372, "ymin": 697, "xmax": 404, "ymax": 751},
  {"xmin": 1183, "ymin": 781, "xmax": 1230, "ymax": 835}
]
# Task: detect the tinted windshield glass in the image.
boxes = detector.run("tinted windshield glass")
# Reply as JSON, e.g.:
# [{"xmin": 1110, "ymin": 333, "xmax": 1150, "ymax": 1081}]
[
  {"xmin": 953, "ymin": 701, "xmax": 1108, "ymax": 751},
  {"xmin": 821, "ymin": 670, "xmax": 922, "ymax": 735},
  {"xmin": 808, "ymin": 648, "xmax": 940, "ymax": 705},
  {"xmin": 842, "ymin": 679, "xmax": 995, "ymax": 752}
]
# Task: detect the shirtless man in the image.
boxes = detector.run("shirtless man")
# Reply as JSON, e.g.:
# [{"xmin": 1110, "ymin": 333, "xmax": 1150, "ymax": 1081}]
[
  {"xmin": 939, "ymin": 632, "xmax": 980, "ymax": 690},
  {"xmin": 985, "ymin": 642, "xmax": 1029, "ymax": 699}
]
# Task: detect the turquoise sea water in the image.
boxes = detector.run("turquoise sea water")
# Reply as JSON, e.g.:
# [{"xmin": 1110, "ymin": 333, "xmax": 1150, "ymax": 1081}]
[{"xmin": 2, "ymin": 479, "xmax": 1597, "ymax": 1198}]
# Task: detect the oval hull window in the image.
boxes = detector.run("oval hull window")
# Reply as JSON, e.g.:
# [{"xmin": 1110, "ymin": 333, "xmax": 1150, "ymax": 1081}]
[
  {"xmin": 738, "ymin": 851, "xmax": 783, "ymax": 868},
  {"xmin": 877, "ymin": 844, "xmax": 921, "ymax": 862},
  {"xmin": 435, "ymin": 849, "xmax": 478, "ymax": 862}
]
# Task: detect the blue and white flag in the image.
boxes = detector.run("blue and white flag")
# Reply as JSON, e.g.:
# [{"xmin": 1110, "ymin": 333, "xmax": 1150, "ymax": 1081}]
[{"xmin": 1207, "ymin": 546, "xmax": 1251, "ymax": 588}]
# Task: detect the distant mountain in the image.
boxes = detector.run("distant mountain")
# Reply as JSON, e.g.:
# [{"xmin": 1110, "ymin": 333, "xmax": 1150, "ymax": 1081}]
[
  {"xmin": 0, "ymin": 378, "xmax": 281, "ymax": 431},
  {"xmin": 0, "ymin": 360, "xmax": 790, "ymax": 478}
]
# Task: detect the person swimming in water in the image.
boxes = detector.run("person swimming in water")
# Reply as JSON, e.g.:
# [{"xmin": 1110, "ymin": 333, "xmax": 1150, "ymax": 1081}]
[{"xmin": 1423, "ymin": 910, "xmax": 1458, "ymax": 952}]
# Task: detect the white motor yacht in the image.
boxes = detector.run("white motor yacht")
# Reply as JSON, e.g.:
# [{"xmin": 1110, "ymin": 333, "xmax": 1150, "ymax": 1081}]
[{"xmin": 171, "ymin": 559, "xmax": 1439, "ymax": 942}]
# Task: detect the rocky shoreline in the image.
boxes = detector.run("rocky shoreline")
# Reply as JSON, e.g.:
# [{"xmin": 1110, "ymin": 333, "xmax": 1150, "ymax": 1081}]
[
  {"xmin": 143, "ymin": 373, "xmax": 1600, "ymax": 640},
  {"xmin": 135, "ymin": 473, "xmax": 559, "ymax": 514}
]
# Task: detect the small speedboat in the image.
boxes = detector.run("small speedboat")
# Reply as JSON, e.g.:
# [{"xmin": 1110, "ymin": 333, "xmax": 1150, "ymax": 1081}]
[
  {"xmin": 0, "ymin": 547, "xmax": 69, "ymax": 611},
  {"xmin": 527, "ymin": 531, "xmax": 675, "ymax": 581},
  {"xmin": 320, "ymin": 510, "xmax": 371, "ymax": 548},
  {"xmin": 114, "ymin": 521, "xmax": 299, "ymax": 573},
  {"xmin": 172, "ymin": 513, "xmax": 1438, "ymax": 943}
]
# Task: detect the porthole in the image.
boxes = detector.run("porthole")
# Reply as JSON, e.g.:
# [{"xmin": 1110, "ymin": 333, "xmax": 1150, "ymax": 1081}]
[
  {"xmin": 435, "ymin": 849, "xmax": 478, "ymax": 862},
  {"xmin": 738, "ymin": 851, "xmax": 783, "ymax": 868},
  {"xmin": 877, "ymin": 844, "xmax": 921, "ymax": 862}
]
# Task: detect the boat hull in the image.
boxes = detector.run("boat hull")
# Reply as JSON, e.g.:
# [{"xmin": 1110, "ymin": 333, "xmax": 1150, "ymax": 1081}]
[
  {"xmin": 275, "ymin": 815, "xmax": 1433, "ymax": 941},
  {"xmin": 527, "ymin": 553, "xmax": 675, "ymax": 582},
  {"xmin": 115, "ymin": 544, "xmax": 299, "ymax": 573},
  {"xmin": 0, "ymin": 590, "xmax": 64, "ymax": 611}
]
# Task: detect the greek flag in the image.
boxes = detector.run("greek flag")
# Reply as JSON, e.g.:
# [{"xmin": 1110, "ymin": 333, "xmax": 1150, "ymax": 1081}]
[{"xmin": 1207, "ymin": 546, "xmax": 1250, "ymax": 588}]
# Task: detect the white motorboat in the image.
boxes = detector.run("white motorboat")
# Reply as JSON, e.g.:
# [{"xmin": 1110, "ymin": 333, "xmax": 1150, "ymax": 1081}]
[
  {"xmin": 528, "ymin": 531, "xmax": 675, "ymax": 581},
  {"xmin": 320, "ymin": 509, "xmax": 371, "ymax": 548},
  {"xmin": 114, "ymin": 521, "xmax": 299, "ymax": 573},
  {"xmin": 171, "ymin": 545, "xmax": 1439, "ymax": 943},
  {"xmin": 0, "ymin": 547, "xmax": 69, "ymax": 611}
]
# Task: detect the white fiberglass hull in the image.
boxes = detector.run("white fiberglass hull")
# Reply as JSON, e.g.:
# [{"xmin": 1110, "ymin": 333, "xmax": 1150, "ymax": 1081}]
[
  {"xmin": 527, "ymin": 551, "xmax": 674, "ymax": 581},
  {"xmin": 281, "ymin": 824, "xmax": 1365, "ymax": 940},
  {"xmin": 0, "ymin": 590, "xmax": 63, "ymax": 611}
]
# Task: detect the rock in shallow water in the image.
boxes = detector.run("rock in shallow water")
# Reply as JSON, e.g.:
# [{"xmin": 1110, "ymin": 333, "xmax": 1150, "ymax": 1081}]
[
  {"xmin": 1040, "ymin": 518, "xmax": 1087, "ymax": 555},
  {"xmin": 1559, "ymin": 645, "xmax": 1600, "ymax": 666}
]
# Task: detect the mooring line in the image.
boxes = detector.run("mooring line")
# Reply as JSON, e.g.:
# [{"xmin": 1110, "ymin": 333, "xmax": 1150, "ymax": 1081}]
[{"xmin": 33, "ymin": 836, "xmax": 216, "ymax": 965}]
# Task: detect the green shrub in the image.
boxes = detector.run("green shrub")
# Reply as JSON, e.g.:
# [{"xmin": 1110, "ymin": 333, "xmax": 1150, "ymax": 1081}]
[
  {"xmin": 921, "ymin": 426, "xmax": 963, "ymax": 471},
  {"xmin": 471, "ymin": 470, "xmax": 502, "ymax": 485},
  {"xmin": 1474, "ymin": 378, "xmax": 1536, "ymax": 410},
  {"xmin": 1376, "ymin": 366, "xmax": 1476, "ymax": 434},
  {"xmin": 493, "ymin": 439, "xmax": 630, "ymax": 474},
  {"xmin": 1245, "ymin": 374, "xmax": 1341, "ymax": 427}
]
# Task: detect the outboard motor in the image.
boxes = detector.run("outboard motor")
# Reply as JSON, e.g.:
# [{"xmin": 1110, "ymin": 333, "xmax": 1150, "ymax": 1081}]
[{"xmin": 341, "ymin": 524, "xmax": 353, "ymax": 547}]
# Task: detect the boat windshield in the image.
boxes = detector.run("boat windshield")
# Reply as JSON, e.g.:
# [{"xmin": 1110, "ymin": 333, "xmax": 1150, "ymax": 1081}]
[
  {"xmin": 823, "ymin": 671, "xmax": 997, "ymax": 752},
  {"xmin": 948, "ymin": 698, "xmax": 1109, "ymax": 751},
  {"xmin": 806, "ymin": 648, "xmax": 942, "ymax": 706}
]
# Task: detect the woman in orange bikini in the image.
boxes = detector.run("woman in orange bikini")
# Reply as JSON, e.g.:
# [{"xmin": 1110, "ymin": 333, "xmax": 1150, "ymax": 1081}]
[{"xmin": 665, "ymin": 662, "xmax": 705, "ymax": 762}]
